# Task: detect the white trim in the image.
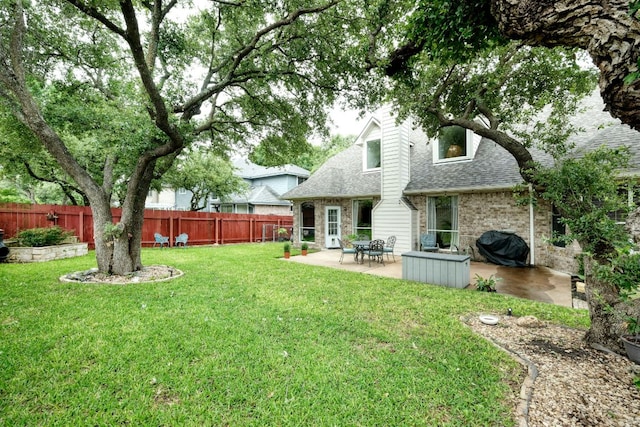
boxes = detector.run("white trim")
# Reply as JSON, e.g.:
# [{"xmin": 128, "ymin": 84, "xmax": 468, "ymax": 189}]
[
  {"xmin": 325, "ymin": 206, "xmax": 341, "ymax": 249},
  {"xmin": 363, "ymin": 138, "xmax": 382, "ymax": 171},
  {"xmin": 433, "ymin": 127, "xmax": 474, "ymax": 164}
]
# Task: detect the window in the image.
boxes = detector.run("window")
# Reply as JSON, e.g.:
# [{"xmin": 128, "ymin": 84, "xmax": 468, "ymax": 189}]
[
  {"xmin": 607, "ymin": 185, "xmax": 637, "ymax": 225},
  {"xmin": 365, "ymin": 139, "xmax": 381, "ymax": 170},
  {"xmin": 435, "ymin": 126, "xmax": 471, "ymax": 163},
  {"xmin": 427, "ymin": 196, "xmax": 459, "ymax": 248},
  {"xmin": 353, "ymin": 199, "xmax": 373, "ymax": 239},
  {"xmin": 178, "ymin": 188, "xmax": 187, "ymax": 195},
  {"xmin": 300, "ymin": 202, "xmax": 315, "ymax": 242}
]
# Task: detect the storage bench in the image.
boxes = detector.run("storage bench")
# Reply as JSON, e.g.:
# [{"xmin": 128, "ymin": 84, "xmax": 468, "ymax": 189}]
[{"xmin": 402, "ymin": 251, "xmax": 471, "ymax": 289}]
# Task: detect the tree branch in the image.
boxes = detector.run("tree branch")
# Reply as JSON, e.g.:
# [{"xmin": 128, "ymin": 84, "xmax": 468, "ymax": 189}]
[
  {"xmin": 65, "ymin": 0, "xmax": 126, "ymax": 38},
  {"xmin": 180, "ymin": 1, "xmax": 339, "ymax": 118}
]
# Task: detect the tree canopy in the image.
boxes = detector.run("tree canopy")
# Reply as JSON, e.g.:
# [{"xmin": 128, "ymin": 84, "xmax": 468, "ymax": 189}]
[
  {"xmin": 380, "ymin": 0, "xmax": 640, "ymax": 131},
  {"xmin": 357, "ymin": 0, "xmax": 640, "ymax": 352},
  {"xmin": 0, "ymin": 0, "xmax": 368, "ymax": 274}
]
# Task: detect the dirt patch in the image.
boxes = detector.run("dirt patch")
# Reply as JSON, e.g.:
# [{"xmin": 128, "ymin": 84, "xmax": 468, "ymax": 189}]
[{"xmin": 60, "ymin": 265, "xmax": 183, "ymax": 284}]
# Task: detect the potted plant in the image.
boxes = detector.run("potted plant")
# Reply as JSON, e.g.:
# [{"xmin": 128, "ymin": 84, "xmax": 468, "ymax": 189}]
[
  {"xmin": 621, "ymin": 315, "xmax": 640, "ymax": 364},
  {"xmin": 474, "ymin": 274, "xmax": 500, "ymax": 292},
  {"xmin": 301, "ymin": 242, "xmax": 308, "ymax": 256},
  {"xmin": 283, "ymin": 242, "xmax": 291, "ymax": 259}
]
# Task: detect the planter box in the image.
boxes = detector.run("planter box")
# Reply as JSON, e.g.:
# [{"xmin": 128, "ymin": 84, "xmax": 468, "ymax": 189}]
[
  {"xmin": 402, "ymin": 251, "xmax": 471, "ymax": 289},
  {"xmin": 621, "ymin": 335, "xmax": 640, "ymax": 364},
  {"xmin": 6, "ymin": 243, "xmax": 88, "ymax": 263}
]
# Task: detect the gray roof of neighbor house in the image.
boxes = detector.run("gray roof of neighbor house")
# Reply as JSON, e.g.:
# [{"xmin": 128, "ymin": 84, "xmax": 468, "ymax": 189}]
[
  {"xmin": 232, "ymin": 159, "xmax": 310, "ymax": 179},
  {"xmin": 282, "ymin": 92, "xmax": 640, "ymax": 200},
  {"xmin": 229, "ymin": 185, "xmax": 290, "ymax": 206}
]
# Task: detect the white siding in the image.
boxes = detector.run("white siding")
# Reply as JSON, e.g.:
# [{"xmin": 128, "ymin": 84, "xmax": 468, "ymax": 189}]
[{"xmin": 372, "ymin": 107, "xmax": 415, "ymax": 255}]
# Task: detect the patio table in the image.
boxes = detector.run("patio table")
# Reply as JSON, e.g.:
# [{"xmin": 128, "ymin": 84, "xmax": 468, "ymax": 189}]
[{"xmin": 352, "ymin": 240, "xmax": 370, "ymax": 264}]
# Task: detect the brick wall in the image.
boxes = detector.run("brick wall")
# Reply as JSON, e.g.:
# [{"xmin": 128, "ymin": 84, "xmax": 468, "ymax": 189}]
[
  {"xmin": 290, "ymin": 198, "xmax": 380, "ymax": 249},
  {"xmin": 291, "ymin": 192, "xmax": 582, "ymax": 273},
  {"xmin": 409, "ymin": 191, "xmax": 581, "ymax": 274}
]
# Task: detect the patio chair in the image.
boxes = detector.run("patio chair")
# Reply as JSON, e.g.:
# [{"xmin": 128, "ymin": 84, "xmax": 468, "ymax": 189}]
[
  {"xmin": 175, "ymin": 233, "xmax": 188, "ymax": 248},
  {"xmin": 420, "ymin": 233, "xmax": 439, "ymax": 252},
  {"xmin": 153, "ymin": 233, "xmax": 169, "ymax": 248},
  {"xmin": 338, "ymin": 238, "xmax": 357, "ymax": 263},
  {"xmin": 383, "ymin": 236, "xmax": 396, "ymax": 262},
  {"xmin": 367, "ymin": 239, "xmax": 385, "ymax": 267}
]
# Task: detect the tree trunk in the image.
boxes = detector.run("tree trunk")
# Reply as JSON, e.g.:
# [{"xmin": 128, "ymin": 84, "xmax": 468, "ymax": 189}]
[
  {"xmin": 583, "ymin": 257, "xmax": 628, "ymax": 354},
  {"xmin": 490, "ymin": 0, "xmax": 640, "ymax": 131}
]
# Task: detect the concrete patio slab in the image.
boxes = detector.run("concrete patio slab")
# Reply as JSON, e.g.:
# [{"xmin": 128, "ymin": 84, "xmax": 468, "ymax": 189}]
[{"xmin": 286, "ymin": 249, "xmax": 573, "ymax": 307}]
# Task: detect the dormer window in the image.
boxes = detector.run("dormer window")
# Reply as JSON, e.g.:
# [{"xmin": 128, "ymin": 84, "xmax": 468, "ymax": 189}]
[
  {"xmin": 365, "ymin": 139, "xmax": 381, "ymax": 170},
  {"xmin": 435, "ymin": 126, "xmax": 473, "ymax": 163}
]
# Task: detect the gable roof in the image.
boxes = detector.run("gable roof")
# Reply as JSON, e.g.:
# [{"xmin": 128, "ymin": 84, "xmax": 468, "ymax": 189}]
[
  {"xmin": 404, "ymin": 139, "xmax": 552, "ymax": 194},
  {"xmin": 227, "ymin": 185, "xmax": 291, "ymax": 206},
  {"xmin": 283, "ymin": 93, "xmax": 640, "ymax": 200},
  {"xmin": 232, "ymin": 159, "xmax": 309, "ymax": 179},
  {"xmin": 282, "ymin": 143, "xmax": 380, "ymax": 199}
]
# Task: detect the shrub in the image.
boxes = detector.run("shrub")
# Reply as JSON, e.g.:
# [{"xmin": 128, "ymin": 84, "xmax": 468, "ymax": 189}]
[
  {"xmin": 283, "ymin": 242, "xmax": 291, "ymax": 252},
  {"xmin": 17, "ymin": 226, "xmax": 72, "ymax": 247},
  {"xmin": 475, "ymin": 274, "xmax": 500, "ymax": 292},
  {"xmin": 301, "ymin": 242, "xmax": 309, "ymax": 250}
]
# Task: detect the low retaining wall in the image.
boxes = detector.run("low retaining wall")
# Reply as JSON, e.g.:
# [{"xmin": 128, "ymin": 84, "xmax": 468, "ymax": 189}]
[{"xmin": 7, "ymin": 243, "xmax": 88, "ymax": 263}]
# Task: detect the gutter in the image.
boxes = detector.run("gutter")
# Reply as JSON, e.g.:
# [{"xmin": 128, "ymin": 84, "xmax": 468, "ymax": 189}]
[
  {"xmin": 529, "ymin": 184, "xmax": 535, "ymax": 266},
  {"xmin": 403, "ymin": 183, "xmax": 520, "ymax": 195}
]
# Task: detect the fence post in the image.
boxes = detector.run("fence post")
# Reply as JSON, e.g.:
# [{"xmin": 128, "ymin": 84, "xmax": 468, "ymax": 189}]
[
  {"xmin": 78, "ymin": 211, "xmax": 84, "ymax": 242},
  {"xmin": 169, "ymin": 212, "xmax": 174, "ymax": 247}
]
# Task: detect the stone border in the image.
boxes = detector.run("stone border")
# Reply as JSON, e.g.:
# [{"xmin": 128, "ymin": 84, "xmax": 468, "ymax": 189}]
[
  {"xmin": 60, "ymin": 265, "xmax": 184, "ymax": 284},
  {"xmin": 7, "ymin": 243, "xmax": 88, "ymax": 263}
]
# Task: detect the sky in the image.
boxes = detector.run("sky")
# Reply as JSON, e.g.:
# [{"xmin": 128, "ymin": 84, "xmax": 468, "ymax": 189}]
[{"xmin": 328, "ymin": 107, "xmax": 365, "ymax": 138}]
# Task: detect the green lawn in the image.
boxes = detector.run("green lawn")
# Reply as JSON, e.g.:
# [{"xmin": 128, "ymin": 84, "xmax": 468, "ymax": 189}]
[{"xmin": 0, "ymin": 243, "xmax": 589, "ymax": 426}]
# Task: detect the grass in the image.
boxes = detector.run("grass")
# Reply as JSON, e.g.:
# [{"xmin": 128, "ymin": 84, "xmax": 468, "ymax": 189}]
[{"xmin": 0, "ymin": 243, "xmax": 589, "ymax": 426}]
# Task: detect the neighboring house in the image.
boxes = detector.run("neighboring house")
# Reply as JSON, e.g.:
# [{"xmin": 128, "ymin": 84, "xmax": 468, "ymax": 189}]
[
  {"xmin": 281, "ymin": 93, "xmax": 640, "ymax": 274},
  {"xmin": 146, "ymin": 159, "xmax": 309, "ymax": 215}
]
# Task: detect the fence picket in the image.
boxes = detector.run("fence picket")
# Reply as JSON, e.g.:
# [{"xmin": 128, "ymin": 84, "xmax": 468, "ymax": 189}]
[{"xmin": 0, "ymin": 203, "xmax": 293, "ymax": 248}]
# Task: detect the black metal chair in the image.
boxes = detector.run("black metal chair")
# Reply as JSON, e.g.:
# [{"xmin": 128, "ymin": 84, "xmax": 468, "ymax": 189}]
[
  {"xmin": 367, "ymin": 239, "xmax": 385, "ymax": 266},
  {"xmin": 383, "ymin": 236, "xmax": 396, "ymax": 262}
]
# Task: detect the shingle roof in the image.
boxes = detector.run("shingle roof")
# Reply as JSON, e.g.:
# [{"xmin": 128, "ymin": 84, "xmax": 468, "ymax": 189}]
[
  {"xmin": 282, "ymin": 143, "xmax": 380, "ymax": 199},
  {"xmin": 283, "ymin": 92, "xmax": 640, "ymax": 200},
  {"xmin": 404, "ymin": 139, "xmax": 551, "ymax": 193},
  {"xmin": 232, "ymin": 159, "xmax": 309, "ymax": 179},
  {"xmin": 229, "ymin": 185, "xmax": 290, "ymax": 205}
]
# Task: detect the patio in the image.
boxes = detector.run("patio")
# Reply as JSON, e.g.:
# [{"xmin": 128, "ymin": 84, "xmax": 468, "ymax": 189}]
[{"xmin": 287, "ymin": 249, "xmax": 574, "ymax": 307}]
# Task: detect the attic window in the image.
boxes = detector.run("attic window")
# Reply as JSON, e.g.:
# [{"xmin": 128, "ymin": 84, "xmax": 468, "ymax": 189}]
[
  {"xmin": 435, "ymin": 126, "xmax": 472, "ymax": 163},
  {"xmin": 365, "ymin": 139, "xmax": 381, "ymax": 170}
]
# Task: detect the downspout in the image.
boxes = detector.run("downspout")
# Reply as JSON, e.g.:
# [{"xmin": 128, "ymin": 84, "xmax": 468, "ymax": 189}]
[{"xmin": 529, "ymin": 184, "xmax": 535, "ymax": 265}]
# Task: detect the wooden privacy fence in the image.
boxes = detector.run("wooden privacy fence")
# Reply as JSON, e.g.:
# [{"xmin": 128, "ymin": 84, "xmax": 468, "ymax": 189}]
[{"xmin": 0, "ymin": 203, "xmax": 293, "ymax": 249}]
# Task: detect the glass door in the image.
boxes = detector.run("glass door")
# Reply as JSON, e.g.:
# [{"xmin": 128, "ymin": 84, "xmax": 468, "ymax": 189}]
[{"xmin": 325, "ymin": 206, "xmax": 341, "ymax": 248}]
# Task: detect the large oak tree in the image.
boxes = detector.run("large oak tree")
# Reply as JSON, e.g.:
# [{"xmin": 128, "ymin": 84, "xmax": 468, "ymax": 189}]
[
  {"xmin": 0, "ymin": 0, "xmax": 364, "ymax": 274},
  {"xmin": 361, "ymin": 1, "xmax": 639, "ymax": 352}
]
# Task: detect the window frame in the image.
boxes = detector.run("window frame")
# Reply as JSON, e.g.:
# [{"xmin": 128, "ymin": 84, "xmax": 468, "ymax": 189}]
[
  {"xmin": 434, "ymin": 126, "xmax": 473, "ymax": 164},
  {"xmin": 426, "ymin": 195, "xmax": 459, "ymax": 248},
  {"xmin": 353, "ymin": 199, "xmax": 373, "ymax": 239},
  {"xmin": 363, "ymin": 139, "xmax": 381, "ymax": 171}
]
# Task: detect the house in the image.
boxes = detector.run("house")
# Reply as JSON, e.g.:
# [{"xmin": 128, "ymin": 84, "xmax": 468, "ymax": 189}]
[
  {"xmin": 146, "ymin": 159, "xmax": 309, "ymax": 214},
  {"xmin": 281, "ymin": 94, "xmax": 640, "ymax": 274}
]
